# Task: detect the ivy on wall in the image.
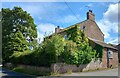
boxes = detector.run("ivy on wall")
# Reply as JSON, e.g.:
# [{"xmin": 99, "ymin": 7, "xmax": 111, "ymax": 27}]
[
  {"xmin": 64, "ymin": 24, "xmax": 104, "ymax": 61},
  {"xmin": 63, "ymin": 24, "xmax": 97, "ymax": 64},
  {"xmin": 93, "ymin": 44, "xmax": 104, "ymax": 60}
]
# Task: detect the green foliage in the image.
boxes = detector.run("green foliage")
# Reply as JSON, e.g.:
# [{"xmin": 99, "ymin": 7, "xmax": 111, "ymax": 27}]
[
  {"xmin": 66, "ymin": 25, "xmax": 89, "ymax": 44},
  {"xmin": 93, "ymin": 44, "xmax": 104, "ymax": 59},
  {"xmin": 10, "ymin": 24, "xmax": 98, "ymax": 66},
  {"xmin": 39, "ymin": 34, "xmax": 65, "ymax": 66},
  {"xmin": 61, "ymin": 40, "xmax": 78, "ymax": 64},
  {"xmin": 10, "ymin": 34, "xmax": 65, "ymax": 67},
  {"xmin": 65, "ymin": 24, "xmax": 96, "ymax": 65},
  {"xmin": 77, "ymin": 44, "xmax": 96, "ymax": 64},
  {"xmin": 2, "ymin": 7, "xmax": 37, "ymax": 63}
]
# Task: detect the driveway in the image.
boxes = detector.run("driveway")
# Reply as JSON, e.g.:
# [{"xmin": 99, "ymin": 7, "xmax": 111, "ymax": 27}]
[{"xmin": 63, "ymin": 68, "xmax": 118, "ymax": 76}]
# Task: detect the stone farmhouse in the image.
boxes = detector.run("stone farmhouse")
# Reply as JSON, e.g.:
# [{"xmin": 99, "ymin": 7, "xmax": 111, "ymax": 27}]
[{"xmin": 47, "ymin": 10, "xmax": 118, "ymax": 68}]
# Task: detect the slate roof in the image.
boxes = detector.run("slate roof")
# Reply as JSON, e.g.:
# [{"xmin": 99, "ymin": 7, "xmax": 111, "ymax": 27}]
[{"xmin": 88, "ymin": 37, "xmax": 118, "ymax": 50}]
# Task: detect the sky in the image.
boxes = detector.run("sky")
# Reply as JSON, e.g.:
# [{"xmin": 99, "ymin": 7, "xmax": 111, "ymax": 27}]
[{"xmin": 1, "ymin": 2, "xmax": 119, "ymax": 44}]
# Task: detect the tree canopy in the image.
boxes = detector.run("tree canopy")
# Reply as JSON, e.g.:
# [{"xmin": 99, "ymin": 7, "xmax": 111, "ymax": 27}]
[{"xmin": 2, "ymin": 7, "xmax": 37, "ymax": 63}]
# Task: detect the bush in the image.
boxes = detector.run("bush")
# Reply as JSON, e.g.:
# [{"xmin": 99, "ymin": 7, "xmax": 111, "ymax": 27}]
[
  {"xmin": 77, "ymin": 43, "xmax": 96, "ymax": 64},
  {"xmin": 61, "ymin": 40, "xmax": 78, "ymax": 65},
  {"xmin": 10, "ymin": 30, "xmax": 97, "ymax": 67},
  {"xmin": 38, "ymin": 34, "xmax": 65, "ymax": 66}
]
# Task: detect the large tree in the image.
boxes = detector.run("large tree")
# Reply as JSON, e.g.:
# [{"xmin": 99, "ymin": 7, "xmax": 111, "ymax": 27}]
[{"xmin": 2, "ymin": 7, "xmax": 37, "ymax": 63}]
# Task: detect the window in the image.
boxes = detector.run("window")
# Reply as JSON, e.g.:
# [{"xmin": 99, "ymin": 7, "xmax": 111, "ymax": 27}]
[
  {"xmin": 29, "ymin": 46, "xmax": 33, "ymax": 50},
  {"xmin": 64, "ymin": 34, "xmax": 67, "ymax": 40},
  {"xmin": 83, "ymin": 26, "xmax": 86, "ymax": 30},
  {"xmin": 108, "ymin": 50, "xmax": 113, "ymax": 59},
  {"xmin": 80, "ymin": 26, "xmax": 86, "ymax": 31}
]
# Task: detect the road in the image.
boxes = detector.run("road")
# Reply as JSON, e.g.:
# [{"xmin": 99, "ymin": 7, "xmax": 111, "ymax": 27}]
[
  {"xmin": 0, "ymin": 68, "xmax": 34, "ymax": 78},
  {"xmin": 0, "ymin": 67, "xmax": 119, "ymax": 78},
  {"xmin": 63, "ymin": 68, "xmax": 118, "ymax": 76}
]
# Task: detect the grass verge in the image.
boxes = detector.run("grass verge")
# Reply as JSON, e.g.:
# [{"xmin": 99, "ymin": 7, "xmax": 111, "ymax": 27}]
[{"xmin": 12, "ymin": 66, "xmax": 51, "ymax": 76}]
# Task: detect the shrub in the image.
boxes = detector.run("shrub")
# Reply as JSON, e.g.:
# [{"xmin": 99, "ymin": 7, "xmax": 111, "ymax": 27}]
[
  {"xmin": 61, "ymin": 40, "xmax": 78, "ymax": 65},
  {"xmin": 35, "ymin": 34, "xmax": 65, "ymax": 66}
]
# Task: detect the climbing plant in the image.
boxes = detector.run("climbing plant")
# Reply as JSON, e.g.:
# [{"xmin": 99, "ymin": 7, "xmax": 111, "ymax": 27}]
[
  {"xmin": 64, "ymin": 24, "xmax": 96, "ymax": 64},
  {"xmin": 93, "ymin": 44, "xmax": 104, "ymax": 60}
]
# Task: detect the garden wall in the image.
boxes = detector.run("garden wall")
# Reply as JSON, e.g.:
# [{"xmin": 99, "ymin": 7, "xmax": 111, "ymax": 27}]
[
  {"xmin": 5, "ymin": 59, "xmax": 103, "ymax": 74},
  {"xmin": 51, "ymin": 59, "xmax": 102, "ymax": 74},
  {"xmin": 18, "ymin": 65, "xmax": 51, "ymax": 73}
]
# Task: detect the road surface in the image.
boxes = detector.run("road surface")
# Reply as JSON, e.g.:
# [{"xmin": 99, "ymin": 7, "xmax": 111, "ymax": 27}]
[
  {"xmin": 0, "ymin": 68, "xmax": 119, "ymax": 78},
  {"xmin": 0, "ymin": 68, "xmax": 34, "ymax": 78},
  {"xmin": 63, "ymin": 68, "xmax": 118, "ymax": 76}
]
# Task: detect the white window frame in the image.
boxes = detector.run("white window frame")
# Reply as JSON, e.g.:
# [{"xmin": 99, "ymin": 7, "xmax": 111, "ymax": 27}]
[
  {"xmin": 64, "ymin": 34, "xmax": 67, "ymax": 40},
  {"xmin": 108, "ymin": 50, "xmax": 113, "ymax": 59}
]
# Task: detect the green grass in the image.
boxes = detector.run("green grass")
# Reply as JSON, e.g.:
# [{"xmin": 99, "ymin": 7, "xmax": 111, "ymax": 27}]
[
  {"xmin": 12, "ymin": 66, "xmax": 51, "ymax": 76},
  {"xmin": 50, "ymin": 72, "xmax": 61, "ymax": 76},
  {"xmin": 66, "ymin": 69, "xmax": 72, "ymax": 74}
]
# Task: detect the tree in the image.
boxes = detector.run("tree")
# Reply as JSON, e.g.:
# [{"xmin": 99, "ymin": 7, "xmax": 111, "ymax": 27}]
[{"xmin": 2, "ymin": 7, "xmax": 37, "ymax": 63}]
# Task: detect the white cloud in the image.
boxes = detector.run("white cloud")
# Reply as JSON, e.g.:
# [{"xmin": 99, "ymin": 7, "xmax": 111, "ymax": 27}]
[
  {"xmin": 37, "ymin": 23, "xmax": 56, "ymax": 34},
  {"xmin": 2, "ymin": 2, "xmax": 67, "ymax": 20},
  {"xmin": 37, "ymin": 31, "xmax": 44, "ymax": 43},
  {"xmin": 97, "ymin": 3, "xmax": 118, "ymax": 39},
  {"xmin": 97, "ymin": 20, "xmax": 118, "ymax": 38},
  {"xmin": 22, "ymin": 3, "xmax": 66, "ymax": 17},
  {"xmin": 107, "ymin": 38, "xmax": 119, "ymax": 45},
  {"xmin": 103, "ymin": 3, "xmax": 119, "ymax": 23},
  {"xmin": 37, "ymin": 23, "xmax": 56, "ymax": 43},
  {"xmin": 56, "ymin": 15, "xmax": 81, "ymax": 24},
  {"xmin": 85, "ymin": 4, "xmax": 93, "ymax": 8}
]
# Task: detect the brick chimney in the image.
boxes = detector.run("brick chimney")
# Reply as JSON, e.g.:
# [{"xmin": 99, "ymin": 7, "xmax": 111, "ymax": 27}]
[
  {"xmin": 87, "ymin": 10, "xmax": 95, "ymax": 21},
  {"xmin": 55, "ymin": 26, "xmax": 61, "ymax": 33}
]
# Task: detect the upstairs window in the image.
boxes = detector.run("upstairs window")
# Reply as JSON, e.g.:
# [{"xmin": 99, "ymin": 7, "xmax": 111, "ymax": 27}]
[
  {"xmin": 80, "ymin": 26, "xmax": 86, "ymax": 31},
  {"xmin": 29, "ymin": 46, "xmax": 33, "ymax": 50},
  {"xmin": 83, "ymin": 26, "xmax": 86, "ymax": 31},
  {"xmin": 108, "ymin": 50, "xmax": 113, "ymax": 59},
  {"xmin": 64, "ymin": 34, "xmax": 67, "ymax": 40}
]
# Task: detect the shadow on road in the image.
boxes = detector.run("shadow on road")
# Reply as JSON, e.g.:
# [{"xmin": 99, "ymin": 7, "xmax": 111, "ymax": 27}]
[{"xmin": 1, "ymin": 68, "xmax": 36, "ymax": 78}]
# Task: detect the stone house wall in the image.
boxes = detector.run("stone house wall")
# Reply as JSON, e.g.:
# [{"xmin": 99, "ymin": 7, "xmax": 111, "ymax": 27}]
[
  {"xmin": 108, "ymin": 50, "xmax": 118, "ymax": 68},
  {"xmin": 102, "ymin": 48, "xmax": 118, "ymax": 68},
  {"xmin": 116, "ymin": 44, "xmax": 120, "ymax": 63},
  {"xmin": 102, "ymin": 48, "xmax": 108, "ymax": 68}
]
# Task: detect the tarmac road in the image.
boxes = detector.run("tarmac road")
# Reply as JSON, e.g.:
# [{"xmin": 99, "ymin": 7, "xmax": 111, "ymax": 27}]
[
  {"xmin": 0, "ymin": 68, "xmax": 34, "ymax": 78},
  {"xmin": 0, "ymin": 67, "xmax": 119, "ymax": 78},
  {"xmin": 63, "ymin": 68, "xmax": 118, "ymax": 76}
]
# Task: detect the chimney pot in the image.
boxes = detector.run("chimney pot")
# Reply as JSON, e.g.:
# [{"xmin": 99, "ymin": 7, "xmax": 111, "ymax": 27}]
[
  {"xmin": 57, "ymin": 26, "xmax": 60, "ymax": 28},
  {"xmin": 55, "ymin": 26, "xmax": 61, "ymax": 33},
  {"xmin": 89, "ymin": 10, "xmax": 92, "ymax": 13},
  {"xmin": 87, "ymin": 10, "xmax": 95, "ymax": 21}
]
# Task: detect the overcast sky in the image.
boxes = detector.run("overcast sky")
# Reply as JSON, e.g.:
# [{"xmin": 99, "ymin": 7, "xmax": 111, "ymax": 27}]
[{"xmin": 1, "ymin": 2, "xmax": 119, "ymax": 44}]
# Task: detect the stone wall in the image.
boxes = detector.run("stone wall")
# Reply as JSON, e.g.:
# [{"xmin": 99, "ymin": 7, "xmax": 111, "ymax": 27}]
[
  {"xmin": 102, "ymin": 48, "xmax": 108, "ymax": 68},
  {"xmin": 51, "ymin": 59, "xmax": 102, "ymax": 74},
  {"xmin": 18, "ymin": 65, "xmax": 51, "ymax": 73}
]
